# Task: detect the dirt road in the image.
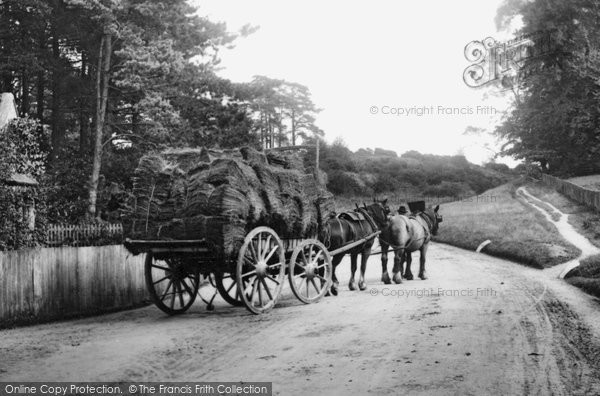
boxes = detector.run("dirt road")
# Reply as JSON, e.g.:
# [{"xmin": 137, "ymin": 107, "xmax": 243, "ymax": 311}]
[{"xmin": 2, "ymin": 243, "xmax": 600, "ymax": 395}]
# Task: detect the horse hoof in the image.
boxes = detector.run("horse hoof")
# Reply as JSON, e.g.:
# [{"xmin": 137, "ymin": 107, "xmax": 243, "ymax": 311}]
[
  {"xmin": 404, "ymin": 273, "xmax": 414, "ymax": 281},
  {"xmin": 419, "ymin": 273, "xmax": 428, "ymax": 280},
  {"xmin": 393, "ymin": 273, "xmax": 403, "ymax": 284},
  {"xmin": 349, "ymin": 282, "xmax": 357, "ymax": 291},
  {"xmin": 359, "ymin": 281, "xmax": 367, "ymax": 291},
  {"xmin": 330, "ymin": 286, "xmax": 338, "ymax": 296},
  {"xmin": 381, "ymin": 273, "xmax": 391, "ymax": 285}
]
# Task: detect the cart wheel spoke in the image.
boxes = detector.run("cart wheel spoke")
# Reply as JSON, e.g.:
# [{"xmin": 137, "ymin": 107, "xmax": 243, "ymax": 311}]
[
  {"xmin": 250, "ymin": 278, "xmax": 258, "ymax": 304},
  {"xmin": 257, "ymin": 233, "xmax": 262, "ymax": 258},
  {"xmin": 151, "ymin": 264, "xmax": 170, "ymax": 272},
  {"xmin": 310, "ymin": 278, "xmax": 321, "ymax": 294},
  {"xmin": 180, "ymin": 278, "xmax": 194, "ymax": 296},
  {"xmin": 176, "ymin": 282, "xmax": 185, "ymax": 308},
  {"xmin": 249, "ymin": 242, "xmax": 259, "ymax": 262},
  {"xmin": 257, "ymin": 280, "xmax": 263, "ymax": 306},
  {"xmin": 160, "ymin": 280, "xmax": 174, "ymax": 301},
  {"xmin": 312, "ymin": 250, "xmax": 323, "ymax": 264},
  {"xmin": 264, "ymin": 245, "xmax": 279, "ymax": 263},
  {"xmin": 262, "ymin": 235, "xmax": 272, "ymax": 259},
  {"xmin": 260, "ymin": 277, "xmax": 274, "ymax": 301},
  {"xmin": 152, "ymin": 274, "xmax": 170, "ymax": 285},
  {"xmin": 265, "ymin": 275, "xmax": 281, "ymax": 285},
  {"xmin": 268, "ymin": 262, "xmax": 284, "ymax": 268},
  {"xmin": 299, "ymin": 250, "xmax": 309, "ymax": 266}
]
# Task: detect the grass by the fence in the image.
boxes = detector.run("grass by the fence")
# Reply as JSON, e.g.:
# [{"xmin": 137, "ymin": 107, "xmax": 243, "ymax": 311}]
[
  {"xmin": 567, "ymin": 175, "xmax": 600, "ymax": 191},
  {"xmin": 432, "ymin": 180, "xmax": 580, "ymax": 268}
]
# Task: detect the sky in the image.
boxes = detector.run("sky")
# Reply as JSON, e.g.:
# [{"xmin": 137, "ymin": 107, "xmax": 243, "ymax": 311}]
[{"xmin": 191, "ymin": 0, "xmax": 520, "ymax": 166}]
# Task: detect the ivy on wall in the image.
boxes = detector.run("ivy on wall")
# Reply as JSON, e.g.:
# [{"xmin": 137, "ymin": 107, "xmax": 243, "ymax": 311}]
[{"xmin": 0, "ymin": 117, "xmax": 49, "ymax": 251}]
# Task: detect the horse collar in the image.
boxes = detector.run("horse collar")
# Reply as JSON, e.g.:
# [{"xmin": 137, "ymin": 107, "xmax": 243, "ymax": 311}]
[{"xmin": 419, "ymin": 212, "xmax": 434, "ymax": 231}]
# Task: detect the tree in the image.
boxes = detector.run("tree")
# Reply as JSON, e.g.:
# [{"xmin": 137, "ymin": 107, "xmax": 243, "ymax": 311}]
[
  {"xmin": 246, "ymin": 76, "xmax": 322, "ymax": 148},
  {"xmin": 494, "ymin": 0, "xmax": 600, "ymax": 175}
]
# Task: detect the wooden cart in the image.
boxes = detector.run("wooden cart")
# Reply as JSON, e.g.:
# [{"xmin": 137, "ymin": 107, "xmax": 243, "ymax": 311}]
[{"xmin": 124, "ymin": 226, "xmax": 379, "ymax": 315}]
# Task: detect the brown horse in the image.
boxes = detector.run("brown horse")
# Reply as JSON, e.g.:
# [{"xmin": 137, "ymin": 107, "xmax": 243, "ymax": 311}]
[
  {"xmin": 379, "ymin": 205, "xmax": 442, "ymax": 284},
  {"xmin": 320, "ymin": 200, "xmax": 390, "ymax": 295}
]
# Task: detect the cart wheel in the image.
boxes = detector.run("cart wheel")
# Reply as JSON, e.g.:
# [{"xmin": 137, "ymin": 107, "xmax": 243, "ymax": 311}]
[
  {"xmin": 289, "ymin": 239, "xmax": 332, "ymax": 304},
  {"xmin": 236, "ymin": 227, "xmax": 286, "ymax": 314},
  {"xmin": 214, "ymin": 272, "xmax": 245, "ymax": 306},
  {"xmin": 145, "ymin": 252, "xmax": 200, "ymax": 315}
]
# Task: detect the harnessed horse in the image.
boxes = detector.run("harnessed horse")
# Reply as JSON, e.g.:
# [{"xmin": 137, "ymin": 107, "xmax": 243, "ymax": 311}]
[
  {"xmin": 379, "ymin": 205, "xmax": 442, "ymax": 284},
  {"xmin": 320, "ymin": 201, "xmax": 389, "ymax": 295}
]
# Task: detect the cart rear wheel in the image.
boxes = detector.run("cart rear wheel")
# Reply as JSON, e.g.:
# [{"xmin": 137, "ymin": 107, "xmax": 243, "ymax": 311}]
[
  {"xmin": 214, "ymin": 272, "xmax": 245, "ymax": 306},
  {"xmin": 236, "ymin": 227, "xmax": 286, "ymax": 314},
  {"xmin": 145, "ymin": 252, "xmax": 200, "ymax": 315},
  {"xmin": 289, "ymin": 240, "xmax": 332, "ymax": 304}
]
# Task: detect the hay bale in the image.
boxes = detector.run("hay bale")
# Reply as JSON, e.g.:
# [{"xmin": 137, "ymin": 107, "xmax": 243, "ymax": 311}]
[{"xmin": 125, "ymin": 146, "xmax": 332, "ymax": 259}]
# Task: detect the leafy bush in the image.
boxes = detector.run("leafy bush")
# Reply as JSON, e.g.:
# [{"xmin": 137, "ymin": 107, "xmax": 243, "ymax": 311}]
[{"xmin": 0, "ymin": 118, "xmax": 49, "ymax": 250}]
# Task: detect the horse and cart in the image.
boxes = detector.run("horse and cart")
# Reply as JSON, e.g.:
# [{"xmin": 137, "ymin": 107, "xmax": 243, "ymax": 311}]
[
  {"xmin": 124, "ymin": 207, "xmax": 384, "ymax": 315},
  {"xmin": 123, "ymin": 146, "xmax": 442, "ymax": 316}
]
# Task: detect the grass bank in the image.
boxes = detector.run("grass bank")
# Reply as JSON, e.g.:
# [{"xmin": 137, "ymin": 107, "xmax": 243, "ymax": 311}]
[
  {"xmin": 524, "ymin": 180, "xmax": 600, "ymax": 249},
  {"xmin": 564, "ymin": 254, "xmax": 600, "ymax": 299},
  {"xmin": 432, "ymin": 180, "xmax": 580, "ymax": 268},
  {"xmin": 525, "ymin": 179, "xmax": 600, "ymax": 298}
]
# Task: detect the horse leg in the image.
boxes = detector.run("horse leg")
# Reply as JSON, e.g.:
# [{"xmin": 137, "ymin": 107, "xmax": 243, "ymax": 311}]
[
  {"xmin": 404, "ymin": 252, "xmax": 414, "ymax": 280},
  {"xmin": 419, "ymin": 244, "xmax": 428, "ymax": 280},
  {"xmin": 392, "ymin": 249, "xmax": 404, "ymax": 284},
  {"xmin": 328, "ymin": 255, "xmax": 343, "ymax": 296},
  {"xmin": 349, "ymin": 253, "xmax": 358, "ymax": 291},
  {"xmin": 380, "ymin": 242, "xmax": 391, "ymax": 284},
  {"xmin": 358, "ymin": 246, "xmax": 371, "ymax": 291}
]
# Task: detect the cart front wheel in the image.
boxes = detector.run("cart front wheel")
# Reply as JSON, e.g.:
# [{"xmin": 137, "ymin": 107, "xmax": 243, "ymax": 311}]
[
  {"xmin": 236, "ymin": 227, "xmax": 286, "ymax": 314},
  {"xmin": 289, "ymin": 239, "xmax": 332, "ymax": 303},
  {"xmin": 145, "ymin": 252, "xmax": 200, "ymax": 315}
]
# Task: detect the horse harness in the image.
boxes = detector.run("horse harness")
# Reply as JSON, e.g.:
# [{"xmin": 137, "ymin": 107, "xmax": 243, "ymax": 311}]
[
  {"xmin": 378, "ymin": 211, "xmax": 434, "ymax": 252},
  {"xmin": 321, "ymin": 209, "xmax": 379, "ymax": 250}
]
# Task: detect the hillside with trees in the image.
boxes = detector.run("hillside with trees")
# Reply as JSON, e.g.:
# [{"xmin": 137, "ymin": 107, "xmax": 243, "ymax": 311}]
[{"xmin": 313, "ymin": 139, "xmax": 513, "ymax": 199}]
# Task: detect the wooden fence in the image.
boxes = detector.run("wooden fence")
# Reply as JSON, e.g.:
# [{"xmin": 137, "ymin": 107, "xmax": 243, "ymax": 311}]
[
  {"xmin": 46, "ymin": 223, "xmax": 123, "ymax": 247},
  {"xmin": 542, "ymin": 173, "xmax": 600, "ymax": 212},
  {"xmin": 0, "ymin": 245, "xmax": 147, "ymax": 327}
]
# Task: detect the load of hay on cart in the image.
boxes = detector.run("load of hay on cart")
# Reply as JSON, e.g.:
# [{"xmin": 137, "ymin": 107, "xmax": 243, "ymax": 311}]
[{"xmin": 123, "ymin": 146, "xmax": 379, "ymax": 315}]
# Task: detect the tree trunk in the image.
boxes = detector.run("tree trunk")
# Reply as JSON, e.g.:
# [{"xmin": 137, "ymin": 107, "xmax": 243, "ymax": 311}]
[
  {"xmin": 36, "ymin": 31, "xmax": 46, "ymax": 123},
  {"xmin": 20, "ymin": 70, "xmax": 29, "ymax": 116},
  {"xmin": 291, "ymin": 109, "xmax": 296, "ymax": 146},
  {"xmin": 87, "ymin": 34, "xmax": 111, "ymax": 219},
  {"xmin": 79, "ymin": 52, "xmax": 89, "ymax": 154},
  {"xmin": 50, "ymin": 20, "xmax": 61, "ymax": 161},
  {"xmin": 36, "ymin": 70, "xmax": 44, "ymax": 122}
]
